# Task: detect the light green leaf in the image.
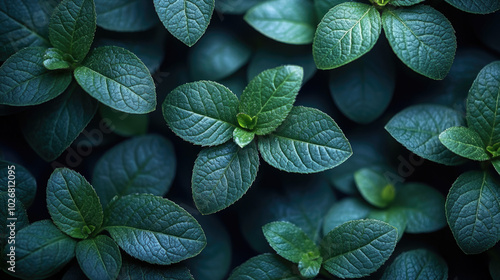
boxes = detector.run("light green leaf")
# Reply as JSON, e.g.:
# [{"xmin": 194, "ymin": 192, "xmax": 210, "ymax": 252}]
[
  {"xmin": 47, "ymin": 168, "xmax": 103, "ymax": 239},
  {"xmin": 493, "ymin": 158, "xmax": 500, "ymax": 176},
  {"xmin": 192, "ymin": 141, "xmax": 259, "ymax": 214},
  {"xmin": 153, "ymin": 0, "xmax": 214, "ymax": 47},
  {"xmin": 369, "ymin": 208, "xmax": 407, "ymax": 240},
  {"xmin": 323, "ymin": 197, "xmax": 373, "ymax": 235},
  {"xmin": 446, "ymin": 171, "xmax": 500, "ymax": 254},
  {"xmin": 381, "ymin": 249, "xmax": 448, "ymax": 280},
  {"xmin": 298, "ymin": 253, "xmax": 322, "ymax": 278},
  {"xmin": 76, "ymin": 235, "xmax": 122, "ymax": 280},
  {"xmin": 313, "ymin": 2, "xmax": 381, "ymax": 69},
  {"xmin": 321, "ymin": 219, "xmax": 398, "ymax": 278},
  {"xmin": 237, "ymin": 113, "xmax": 257, "ymax": 130},
  {"xmin": 43, "ymin": 48, "xmax": 72, "ymax": 70},
  {"xmin": 382, "ymin": 5, "xmax": 456, "ymax": 80},
  {"xmin": 74, "ymin": 46, "xmax": 156, "ymax": 114},
  {"xmin": 389, "ymin": 0, "xmax": 425, "ymax": 6},
  {"xmin": 488, "ymin": 143, "xmax": 500, "ymax": 158},
  {"xmin": 0, "ymin": 47, "xmax": 72, "ymax": 106},
  {"xmin": 163, "ymin": 80, "xmax": 239, "ymax": 146},
  {"xmin": 355, "ymin": 168, "xmax": 395, "ymax": 208},
  {"xmin": 259, "ymin": 106, "xmax": 352, "ymax": 173},
  {"xmin": 233, "ymin": 127, "xmax": 255, "ymax": 148},
  {"xmin": 98, "ymin": 104, "xmax": 148, "ymax": 137},
  {"xmin": 95, "ymin": 0, "xmax": 157, "ymax": 32},
  {"xmin": 118, "ymin": 260, "xmax": 194, "ymax": 279},
  {"xmin": 385, "ymin": 104, "xmax": 467, "ymax": 166},
  {"xmin": 445, "ymin": 0, "xmax": 500, "ymax": 14},
  {"xmin": 228, "ymin": 253, "xmax": 301, "ymax": 280},
  {"xmin": 244, "ymin": 0, "xmax": 316, "ymax": 45},
  {"xmin": 20, "ymin": 84, "xmax": 98, "ymax": 162},
  {"xmin": 239, "ymin": 65, "xmax": 303, "ymax": 135},
  {"xmin": 103, "ymin": 194, "xmax": 206, "ymax": 265},
  {"xmin": 49, "ymin": 0, "xmax": 96, "ymax": 62},
  {"xmin": 0, "ymin": 160, "xmax": 36, "ymax": 207},
  {"xmin": 439, "ymin": 126, "xmax": 490, "ymax": 161}
]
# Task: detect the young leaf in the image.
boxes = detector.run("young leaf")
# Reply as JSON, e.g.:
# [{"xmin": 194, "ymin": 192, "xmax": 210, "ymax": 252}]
[
  {"xmin": 47, "ymin": 168, "xmax": 103, "ymax": 239},
  {"xmin": 74, "ymin": 46, "xmax": 156, "ymax": 114},
  {"xmin": 244, "ymin": 0, "xmax": 316, "ymax": 45},
  {"xmin": 382, "ymin": 5, "xmax": 456, "ymax": 80},
  {"xmin": 445, "ymin": 0, "xmax": 500, "ymax": 14},
  {"xmin": 43, "ymin": 48, "xmax": 72, "ymax": 70},
  {"xmin": 192, "ymin": 141, "xmax": 259, "ymax": 214},
  {"xmin": 20, "ymin": 84, "xmax": 98, "ymax": 162},
  {"xmin": 385, "ymin": 104, "xmax": 466, "ymax": 166},
  {"xmin": 354, "ymin": 168, "xmax": 395, "ymax": 208},
  {"xmin": 103, "ymin": 194, "xmax": 206, "ymax": 265},
  {"xmin": 259, "ymin": 106, "xmax": 352, "ymax": 173},
  {"xmin": 163, "ymin": 81, "xmax": 239, "ymax": 146},
  {"xmin": 76, "ymin": 235, "xmax": 122, "ymax": 280},
  {"xmin": 92, "ymin": 135, "xmax": 176, "ymax": 207},
  {"xmin": 153, "ymin": 0, "xmax": 215, "ymax": 47},
  {"xmin": 389, "ymin": 0, "xmax": 425, "ymax": 6},
  {"xmin": 233, "ymin": 127, "xmax": 255, "ymax": 148},
  {"xmin": 239, "ymin": 65, "xmax": 303, "ymax": 135},
  {"xmin": 118, "ymin": 259, "xmax": 195, "ymax": 279},
  {"xmin": 228, "ymin": 253, "xmax": 301, "ymax": 280},
  {"xmin": 49, "ymin": 0, "xmax": 96, "ymax": 62},
  {"xmin": 321, "ymin": 219, "xmax": 398, "ymax": 278},
  {"xmin": 439, "ymin": 126, "xmax": 490, "ymax": 161},
  {"xmin": 313, "ymin": 2, "xmax": 381, "ymax": 69},
  {"xmin": 0, "ymin": 160, "xmax": 36, "ymax": 207},
  {"xmin": 446, "ymin": 171, "xmax": 500, "ymax": 254},
  {"xmin": 98, "ymin": 105, "xmax": 148, "ymax": 137},
  {"xmin": 369, "ymin": 208, "xmax": 407, "ymax": 241},
  {"xmin": 323, "ymin": 197, "xmax": 373, "ymax": 235},
  {"xmin": 0, "ymin": 47, "xmax": 72, "ymax": 106},
  {"xmin": 381, "ymin": 249, "xmax": 448, "ymax": 280},
  {"xmin": 95, "ymin": 0, "xmax": 158, "ymax": 32}
]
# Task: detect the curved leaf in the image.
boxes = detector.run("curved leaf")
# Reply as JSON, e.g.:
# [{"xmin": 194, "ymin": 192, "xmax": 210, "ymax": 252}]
[
  {"xmin": 76, "ymin": 235, "xmax": 122, "ymax": 280},
  {"xmin": 355, "ymin": 168, "xmax": 395, "ymax": 208},
  {"xmin": 95, "ymin": 0, "xmax": 157, "ymax": 32},
  {"xmin": 228, "ymin": 253, "xmax": 301, "ymax": 280},
  {"xmin": 323, "ymin": 198, "xmax": 373, "ymax": 235},
  {"xmin": 0, "ymin": 160, "xmax": 36, "ymax": 207},
  {"xmin": 439, "ymin": 126, "xmax": 490, "ymax": 161},
  {"xmin": 368, "ymin": 208, "xmax": 407, "ymax": 241},
  {"xmin": 445, "ymin": 0, "xmax": 500, "ymax": 14},
  {"xmin": 381, "ymin": 249, "xmax": 448, "ymax": 280}
]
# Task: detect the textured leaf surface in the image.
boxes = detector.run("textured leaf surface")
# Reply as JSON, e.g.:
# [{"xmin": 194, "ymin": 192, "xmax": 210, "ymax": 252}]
[
  {"xmin": 439, "ymin": 126, "xmax": 490, "ymax": 161},
  {"xmin": 323, "ymin": 198, "xmax": 373, "ymax": 235},
  {"xmin": 192, "ymin": 141, "xmax": 259, "ymax": 214},
  {"xmin": 47, "ymin": 168, "xmax": 103, "ymax": 239},
  {"xmin": 95, "ymin": 0, "xmax": 157, "ymax": 32},
  {"xmin": 103, "ymin": 194, "xmax": 206, "ymax": 265},
  {"xmin": 259, "ymin": 106, "xmax": 352, "ymax": 173},
  {"xmin": 313, "ymin": 2, "xmax": 381, "ymax": 69},
  {"xmin": 92, "ymin": 135, "xmax": 176, "ymax": 207},
  {"xmin": 321, "ymin": 219, "xmax": 398, "ymax": 278},
  {"xmin": 381, "ymin": 249, "xmax": 448, "ymax": 280},
  {"xmin": 228, "ymin": 253, "xmax": 301, "ymax": 280},
  {"xmin": 233, "ymin": 127, "xmax": 255, "ymax": 148},
  {"xmin": 43, "ymin": 48, "xmax": 72, "ymax": 70},
  {"xmin": 0, "ymin": 160, "xmax": 36, "ymax": 207},
  {"xmin": 445, "ymin": 0, "xmax": 500, "ymax": 14},
  {"xmin": 118, "ymin": 260, "xmax": 194, "ymax": 279},
  {"xmin": 76, "ymin": 235, "xmax": 122, "ymax": 280},
  {"xmin": 382, "ymin": 5, "xmax": 456, "ymax": 80},
  {"xmin": 355, "ymin": 168, "xmax": 395, "ymax": 208},
  {"xmin": 74, "ymin": 46, "xmax": 156, "ymax": 114},
  {"xmin": 0, "ymin": 47, "xmax": 72, "ymax": 106},
  {"xmin": 163, "ymin": 81, "xmax": 239, "ymax": 146},
  {"xmin": 390, "ymin": 0, "xmax": 425, "ymax": 6},
  {"xmin": 153, "ymin": 0, "xmax": 214, "ymax": 46},
  {"xmin": 385, "ymin": 104, "xmax": 466, "ymax": 165},
  {"xmin": 446, "ymin": 171, "xmax": 500, "ymax": 254}
]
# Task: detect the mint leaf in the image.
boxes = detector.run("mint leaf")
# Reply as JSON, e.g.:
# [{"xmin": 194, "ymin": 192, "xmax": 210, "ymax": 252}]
[
  {"xmin": 381, "ymin": 249, "xmax": 448, "ymax": 280},
  {"xmin": 163, "ymin": 81, "xmax": 239, "ymax": 146},
  {"xmin": 74, "ymin": 46, "xmax": 156, "ymax": 114},
  {"xmin": 49, "ymin": 0, "xmax": 96, "ymax": 62},
  {"xmin": 192, "ymin": 141, "xmax": 259, "ymax": 214},
  {"xmin": 385, "ymin": 104, "xmax": 466, "ymax": 166},
  {"xmin": 0, "ymin": 47, "xmax": 72, "ymax": 106},
  {"xmin": 493, "ymin": 158, "xmax": 500, "ymax": 176},
  {"xmin": 244, "ymin": 0, "xmax": 316, "ymax": 45},
  {"xmin": 76, "ymin": 235, "xmax": 122, "ymax": 280},
  {"xmin": 119, "ymin": 259, "xmax": 194, "ymax": 279},
  {"xmin": 355, "ymin": 168, "xmax": 395, "ymax": 208},
  {"xmin": 239, "ymin": 65, "xmax": 303, "ymax": 135},
  {"xmin": 43, "ymin": 48, "xmax": 73, "ymax": 70},
  {"xmin": 153, "ymin": 0, "xmax": 214, "ymax": 47},
  {"xmin": 47, "ymin": 168, "xmax": 103, "ymax": 239},
  {"xmin": 0, "ymin": 160, "xmax": 36, "ymax": 207},
  {"xmin": 313, "ymin": 2, "xmax": 381, "ymax": 70},
  {"xmin": 95, "ymin": 0, "xmax": 157, "ymax": 32},
  {"xmin": 20, "ymin": 84, "xmax": 98, "ymax": 162},
  {"xmin": 92, "ymin": 135, "xmax": 176, "ymax": 207},
  {"xmin": 382, "ymin": 5, "xmax": 456, "ymax": 80},
  {"xmin": 446, "ymin": 171, "xmax": 500, "ymax": 254},
  {"xmin": 369, "ymin": 208, "xmax": 407, "ymax": 241},
  {"xmin": 323, "ymin": 198, "xmax": 373, "ymax": 235},
  {"xmin": 233, "ymin": 127, "xmax": 255, "ymax": 148},
  {"xmin": 259, "ymin": 106, "xmax": 352, "ymax": 173},
  {"xmin": 228, "ymin": 253, "xmax": 301, "ymax": 280},
  {"xmin": 439, "ymin": 126, "xmax": 490, "ymax": 161},
  {"xmin": 299, "ymin": 253, "xmax": 322, "ymax": 278},
  {"xmin": 98, "ymin": 105, "xmax": 148, "ymax": 137},
  {"xmin": 237, "ymin": 113, "xmax": 257, "ymax": 130},
  {"xmin": 445, "ymin": 0, "xmax": 500, "ymax": 14},
  {"xmin": 321, "ymin": 219, "xmax": 398, "ymax": 278},
  {"xmin": 389, "ymin": 0, "xmax": 425, "ymax": 6}
]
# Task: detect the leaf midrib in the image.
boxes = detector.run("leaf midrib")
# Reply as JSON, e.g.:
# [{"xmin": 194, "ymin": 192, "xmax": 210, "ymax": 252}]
[{"xmin": 103, "ymin": 225, "xmax": 204, "ymax": 243}]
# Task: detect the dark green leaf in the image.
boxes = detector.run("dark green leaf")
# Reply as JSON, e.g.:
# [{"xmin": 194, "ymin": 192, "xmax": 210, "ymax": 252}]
[
  {"xmin": 355, "ymin": 168, "xmax": 395, "ymax": 208},
  {"xmin": 95, "ymin": 0, "xmax": 157, "ymax": 32},
  {"xmin": 322, "ymin": 197, "xmax": 373, "ymax": 236},
  {"xmin": 43, "ymin": 48, "xmax": 72, "ymax": 70},
  {"xmin": 233, "ymin": 127, "xmax": 255, "ymax": 148},
  {"xmin": 439, "ymin": 126, "xmax": 490, "ymax": 161},
  {"xmin": 98, "ymin": 104, "xmax": 148, "ymax": 137},
  {"xmin": 381, "ymin": 249, "xmax": 448, "ymax": 280},
  {"xmin": 0, "ymin": 160, "xmax": 36, "ymax": 207},
  {"xmin": 228, "ymin": 253, "xmax": 301, "ymax": 280},
  {"xmin": 368, "ymin": 208, "xmax": 407, "ymax": 240},
  {"xmin": 445, "ymin": 0, "xmax": 500, "ymax": 14},
  {"xmin": 390, "ymin": 0, "xmax": 425, "ymax": 6},
  {"xmin": 76, "ymin": 235, "xmax": 122, "ymax": 280}
]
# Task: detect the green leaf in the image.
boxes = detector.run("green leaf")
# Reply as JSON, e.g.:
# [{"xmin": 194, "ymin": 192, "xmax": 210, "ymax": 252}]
[
  {"xmin": 92, "ymin": 135, "xmax": 176, "ymax": 207},
  {"xmin": 237, "ymin": 113, "xmax": 257, "ymax": 130},
  {"xmin": 95, "ymin": 0, "xmax": 157, "ymax": 32},
  {"xmin": 446, "ymin": 171, "xmax": 500, "ymax": 254},
  {"xmin": 76, "ymin": 235, "xmax": 122, "ymax": 280},
  {"xmin": 118, "ymin": 260, "xmax": 195, "ymax": 279},
  {"xmin": 445, "ymin": 0, "xmax": 500, "ymax": 14},
  {"xmin": 74, "ymin": 46, "xmax": 156, "ymax": 114},
  {"xmin": 0, "ymin": 47, "xmax": 72, "ymax": 106},
  {"xmin": 439, "ymin": 126, "xmax": 490, "ymax": 161},
  {"xmin": 385, "ymin": 104, "xmax": 467, "ymax": 166},
  {"xmin": 103, "ymin": 194, "xmax": 206, "ymax": 264},
  {"xmin": 162, "ymin": 81, "xmax": 239, "ymax": 146},
  {"xmin": 368, "ymin": 208, "xmax": 407, "ymax": 241},
  {"xmin": 47, "ymin": 168, "xmax": 103, "ymax": 239},
  {"xmin": 239, "ymin": 65, "xmax": 303, "ymax": 135},
  {"xmin": 321, "ymin": 219, "xmax": 398, "ymax": 278},
  {"xmin": 488, "ymin": 143, "xmax": 500, "ymax": 158},
  {"xmin": 4, "ymin": 220, "xmax": 77, "ymax": 279},
  {"xmin": 466, "ymin": 61, "xmax": 500, "ymax": 147},
  {"xmin": 192, "ymin": 141, "xmax": 259, "ymax": 214},
  {"xmin": 355, "ymin": 168, "xmax": 395, "ymax": 208},
  {"xmin": 259, "ymin": 106, "xmax": 352, "ymax": 173},
  {"xmin": 49, "ymin": 0, "xmax": 96, "ymax": 62},
  {"xmin": 0, "ymin": 160, "xmax": 36, "ymax": 207},
  {"xmin": 228, "ymin": 253, "xmax": 301, "ymax": 280},
  {"xmin": 43, "ymin": 48, "xmax": 73, "ymax": 70},
  {"xmin": 493, "ymin": 158, "xmax": 500, "ymax": 176},
  {"xmin": 233, "ymin": 127, "xmax": 255, "ymax": 148},
  {"xmin": 298, "ymin": 252, "xmax": 322, "ymax": 278},
  {"xmin": 313, "ymin": 2, "xmax": 381, "ymax": 70},
  {"xmin": 244, "ymin": 0, "xmax": 316, "ymax": 45},
  {"xmin": 153, "ymin": 0, "xmax": 214, "ymax": 47},
  {"xmin": 98, "ymin": 104, "xmax": 148, "ymax": 137},
  {"xmin": 381, "ymin": 249, "xmax": 448, "ymax": 280},
  {"xmin": 323, "ymin": 198, "xmax": 373, "ymax": 235},
  {"xmin": 20, "ymin": 84, "xmax": 98, "ymax": 161},
  {"xmin": 389, "ymin": 0, "xmax": 425, "ymax": 6},
  {"xmin": 382, "ymin": 5, "xmax": 456, "ymax": 80}
]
